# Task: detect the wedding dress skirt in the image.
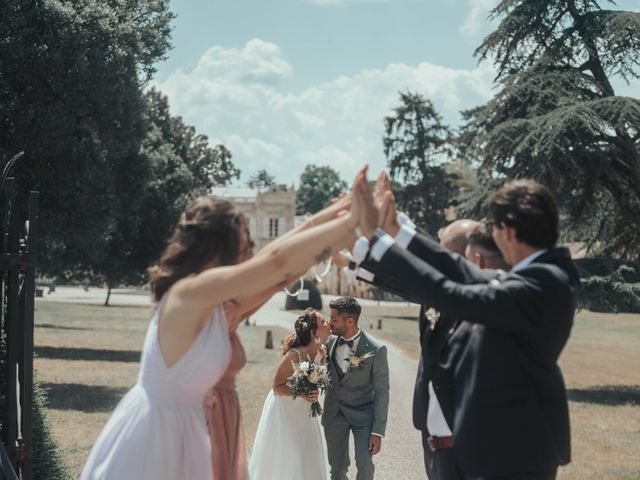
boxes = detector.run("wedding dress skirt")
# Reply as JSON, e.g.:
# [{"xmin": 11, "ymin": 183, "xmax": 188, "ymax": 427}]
[{"xmin": 249, "ymin": 390, "xmax": 330, "ymax": 479}]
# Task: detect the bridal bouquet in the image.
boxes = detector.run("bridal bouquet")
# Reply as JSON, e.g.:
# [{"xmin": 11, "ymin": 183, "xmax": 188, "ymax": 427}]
[{"xmin": 288, "ymin": 359, "xmax": 331, "ymax": 417}]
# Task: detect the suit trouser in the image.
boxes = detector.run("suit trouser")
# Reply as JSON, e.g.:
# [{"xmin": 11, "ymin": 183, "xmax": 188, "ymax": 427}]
[
  {"xmin": 421, "ymin": 429, "xmax": 464, "ymax": 480},
  {"xmin": 420, "ymin": 429, "xmax": 431, "ymax": 476},
  {"xmin": 466, "ymin": 469, "xmax": 557, "ymax": 480},
  {"xmin": 324, "ymin": 411, "xmax": 374, "ymax": 480}
]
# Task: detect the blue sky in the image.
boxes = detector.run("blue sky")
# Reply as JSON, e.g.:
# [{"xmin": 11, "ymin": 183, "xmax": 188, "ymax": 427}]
[{"xmin": 154, "ymin": 0, "xmax": 640, "ymax": 186}]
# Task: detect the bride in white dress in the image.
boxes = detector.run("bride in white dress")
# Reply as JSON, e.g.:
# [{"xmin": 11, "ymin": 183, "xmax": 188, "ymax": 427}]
[
  {"xmin": 249, "ymin": 309, "xmax": 332, "ymax": 480},
  {"xmin": 80, "ymin": 167, "xmax": 367, "ymax": 480}
]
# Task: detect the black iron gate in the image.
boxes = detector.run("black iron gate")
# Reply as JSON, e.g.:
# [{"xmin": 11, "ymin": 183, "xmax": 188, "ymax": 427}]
[{"xmin": 0, "ymin": 152, "xmax": 39, "ymax": 480}]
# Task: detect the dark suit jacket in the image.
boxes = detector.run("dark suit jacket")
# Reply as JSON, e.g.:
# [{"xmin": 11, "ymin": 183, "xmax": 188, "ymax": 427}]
[
  {"xmin": 366, "ymin": 234, "xmax": 579, "ymax": 477},
  {"xmin": 360, "ymin": 233, "xmax": 480, "ymax": 433}
]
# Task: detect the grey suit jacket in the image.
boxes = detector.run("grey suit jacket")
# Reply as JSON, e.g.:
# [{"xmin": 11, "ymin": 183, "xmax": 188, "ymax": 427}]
[{"xmin": 321, "ymin": 331, "xmax": 390, "ymax": 436}]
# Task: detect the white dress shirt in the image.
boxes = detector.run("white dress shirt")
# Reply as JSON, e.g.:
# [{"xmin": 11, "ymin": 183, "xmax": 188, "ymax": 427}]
[
  {"xmin": 511, "ymin": 249, "xmax": 548, "ymax": 272},
  {"xmin": 426, "ymin": 382, "xmax": 453, "ymax": 437},
  {"xmin": 335, "ymin": 328, "xmax": 362, "ymax": 374}
]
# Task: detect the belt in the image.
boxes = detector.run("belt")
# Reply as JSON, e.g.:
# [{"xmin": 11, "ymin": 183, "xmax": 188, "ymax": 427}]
[{"xmin": 427, "ymin": 435, "xmax": 454, "ymax": 452}]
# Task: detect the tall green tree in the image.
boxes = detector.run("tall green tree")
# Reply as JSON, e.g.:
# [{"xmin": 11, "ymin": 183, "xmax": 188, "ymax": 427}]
[
  {"xmin": 383, "ymin": 92, "xmax": 459, "ymax": 235},
  {"xmin": 296, "ymin": 165, "xmax": 347, "ymax": 214},
  {"xmin": 99, "ymin": 89, "xmax": 240, "ymax": 304},
  {"xmin": 461, "ymin": 0, "xmax": 640, "ymax": 258},
  {"xmin": 247, "ymin": 169, "xmax": 276, "ymax": 189},
  {"xmin": 0, "ymin": 0, "xmax": 174, "ymax": 275}
]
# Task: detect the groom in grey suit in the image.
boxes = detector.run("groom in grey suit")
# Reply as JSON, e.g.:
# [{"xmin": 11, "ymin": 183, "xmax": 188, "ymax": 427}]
[{"xmin": 322, "ymin": 297, "xmax": 390, "ymax": 480}]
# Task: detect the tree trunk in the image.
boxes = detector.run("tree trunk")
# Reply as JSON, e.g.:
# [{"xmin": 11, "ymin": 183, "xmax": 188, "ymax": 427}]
[
  {"xmin": 104, "ymin": 285, "xmax": 112, "ymax": 307},
  {"xmin": 566, "ymin": 0, "xmax": 615, "ymax": 97},
  {"xmin": 632, "ymin": 151, "xmax": 640, "ymax": 204}
]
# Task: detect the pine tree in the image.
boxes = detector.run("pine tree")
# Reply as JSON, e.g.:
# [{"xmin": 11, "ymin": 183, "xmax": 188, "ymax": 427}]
[
  {"xmin": 383, "ymin": 92, "xmax": 459, "ymax": 234},
  {"xmin": 461, "ymin": 0, "xmax": 640, "ymax": 258}
]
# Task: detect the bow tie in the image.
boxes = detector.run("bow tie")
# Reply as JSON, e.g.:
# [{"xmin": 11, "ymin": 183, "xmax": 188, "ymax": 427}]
[{"xmin": 338, "ymin": 337, "xmax": 355, "ymax": 348}]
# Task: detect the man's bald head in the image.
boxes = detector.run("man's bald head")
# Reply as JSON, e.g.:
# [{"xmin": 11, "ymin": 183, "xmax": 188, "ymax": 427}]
[{"xmin": 439, "ymin": 219, "xmax": 480, "ymax": 255}]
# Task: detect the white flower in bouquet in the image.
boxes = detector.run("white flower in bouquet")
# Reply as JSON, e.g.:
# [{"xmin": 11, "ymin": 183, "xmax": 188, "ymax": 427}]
[{"xmin": 298, "ymin": 361, "xmax": 310, "ymax": 374}]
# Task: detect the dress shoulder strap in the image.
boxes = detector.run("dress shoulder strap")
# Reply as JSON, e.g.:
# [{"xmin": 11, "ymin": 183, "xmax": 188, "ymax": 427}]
[{"xmin": 289, "ymin": 348, "xmax": 302, "ymax": 360}]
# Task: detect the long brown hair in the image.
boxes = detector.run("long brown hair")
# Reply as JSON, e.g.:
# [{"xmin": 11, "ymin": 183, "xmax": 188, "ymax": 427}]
[
  {"xmin": 148, "ymin": 196, "xmax": 246, "ymax": 302},
  {"xmin": 281, "ymin": 308, "xmax": 319, "ymax": 356}
]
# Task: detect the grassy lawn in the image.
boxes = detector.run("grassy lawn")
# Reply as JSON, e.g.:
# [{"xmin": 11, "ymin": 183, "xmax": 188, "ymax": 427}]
[{"xmin": 33, "ymin": 300, "xmax": 640, "ymax": 479}]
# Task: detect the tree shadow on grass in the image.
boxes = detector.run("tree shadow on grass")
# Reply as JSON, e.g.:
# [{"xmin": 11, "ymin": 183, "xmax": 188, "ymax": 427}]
[
  {"xmin": 41, "ymin": 383, "xmax": 129, "ymax": 412},
  {"xmin": 35, "ymin": 323, "xmax": 90, "ymax": 331},
  {"xmin": 378, "ymin": 315, "xmax": 417, "ymax": 321},
  {"xmin": 568, "ymin": 385, "xmax": 640, "ymax": 406},
  {"xmin": 34, "ymin": 346, "xmax": 141, "ymax": 363}
]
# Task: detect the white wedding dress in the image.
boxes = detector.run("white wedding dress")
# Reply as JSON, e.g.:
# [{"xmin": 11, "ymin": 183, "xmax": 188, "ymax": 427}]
[{"xmin": 249, "ymin": 348, "xmax": 330, "ymax": 480}]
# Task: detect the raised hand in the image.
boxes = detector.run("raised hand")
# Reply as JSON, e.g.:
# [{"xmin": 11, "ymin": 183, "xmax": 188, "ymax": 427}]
[
  {"xmin": 380, "ymin": 190, "xmax": 401, "ymax": 237},
  {"xmin": 347, "ymin": 165, "xmax": 369, "ymax": 230},
  {"xmin": 373, "ymin": 170, "xmax": 391, "ymax": 210},
  {"xmin": 353, "ymin": 169, "xmax": 378, "ymax": 238}
]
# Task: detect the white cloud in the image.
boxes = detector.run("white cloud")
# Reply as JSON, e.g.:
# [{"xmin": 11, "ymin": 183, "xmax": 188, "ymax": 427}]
[
  {"xmin": 459, "ymin": 0, "xmax": 497, "ymax": 40},
  {"xmin": 155, "ymin": 39, "xmax": 496, "ymax": 186}
]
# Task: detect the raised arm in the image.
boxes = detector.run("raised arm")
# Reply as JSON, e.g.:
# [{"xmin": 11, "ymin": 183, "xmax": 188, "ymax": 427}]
[
  {"xmin": 171, "ymin": 167, "xmax": 368, "ymax": 316},
  {"xmin": 173, "ymin": 213, "xmax": 355, "ymax": 315},
  {"xmin": 373, "ymin": 242, "xmax": 565, "ymax": 338},
  {"xmin": 407, "ymin": 231, "xmax": 489, "ymax": 284}
]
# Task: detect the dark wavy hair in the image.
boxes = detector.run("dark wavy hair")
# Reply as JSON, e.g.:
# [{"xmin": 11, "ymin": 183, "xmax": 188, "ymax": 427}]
[
  {"xmin": 328, "ymin": 296, "xmax": 361, "ymax": 321},
  {"xmin": 489, "ymin": 179, "xmax": 559, "ymax": 249},
  {"xmin": 148, "ymin": 196, "xmax": 246, "ymax": 302},
  {"xmin": 281, "ymin": 308, "xmax": 319, "ymax": 356}
]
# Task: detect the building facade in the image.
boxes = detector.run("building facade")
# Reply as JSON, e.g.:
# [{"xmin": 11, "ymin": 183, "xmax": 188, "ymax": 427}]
[{"xmin": 210, "ymin": 185, "xmax": 296, "ymax": 251}]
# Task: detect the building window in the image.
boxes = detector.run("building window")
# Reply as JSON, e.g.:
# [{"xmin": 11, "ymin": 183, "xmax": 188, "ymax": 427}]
[{"xmin": 269, "ymin": 218, "xmax": 279, "ymax": 238}]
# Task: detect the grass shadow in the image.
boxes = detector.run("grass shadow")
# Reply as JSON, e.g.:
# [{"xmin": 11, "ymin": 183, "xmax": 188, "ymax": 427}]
[
  {"xmin": 41, "ymin": 383, "xmax": 129, "ymax": 412},
  {"xmin": 34, "ymin": 346, "xmax": 141, "ymax": 363},
  {"xmin": 378, "ymin": 315, "xmax": 417, "ymax": 321},
  {"xmin": 568, "ymin": 385, "xmax": 640, "ymax": 406},
  {"xmin": 35, "ymin": 323, "xmax": 90, "ymax": 331}
]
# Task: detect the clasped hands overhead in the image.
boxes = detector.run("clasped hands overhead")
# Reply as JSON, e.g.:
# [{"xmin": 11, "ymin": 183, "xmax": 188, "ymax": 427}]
[{"xmin": 343, "ymin": 165, "xmax": 402, "ymax": 243}]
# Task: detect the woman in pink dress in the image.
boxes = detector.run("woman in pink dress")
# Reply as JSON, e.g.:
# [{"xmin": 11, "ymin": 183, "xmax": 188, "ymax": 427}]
[{"xmin": 204, "ymin": 326, "xmax": 248, "ymax": 480}]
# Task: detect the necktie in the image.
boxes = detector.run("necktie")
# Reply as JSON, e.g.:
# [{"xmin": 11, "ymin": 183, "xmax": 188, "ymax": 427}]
[{"xmin": 338, "ymin": 337, "xmax": 354, "ymax": 348}]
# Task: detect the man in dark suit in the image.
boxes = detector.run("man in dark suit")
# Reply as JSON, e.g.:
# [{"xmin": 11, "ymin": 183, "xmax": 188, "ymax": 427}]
[{"xmin": 352, "ymin": 175, "xmax": 579, "ymax": 480}]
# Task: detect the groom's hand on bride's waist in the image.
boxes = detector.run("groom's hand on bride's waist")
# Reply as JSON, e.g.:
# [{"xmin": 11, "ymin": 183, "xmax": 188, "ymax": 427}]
[{"xmin": 368, "ymin": 434, "xmax": 382, "ymax": 456}]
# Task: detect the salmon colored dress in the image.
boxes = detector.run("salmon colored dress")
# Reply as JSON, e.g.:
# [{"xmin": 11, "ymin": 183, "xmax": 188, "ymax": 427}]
[{"xmin": 204, "ymin": 329, "xmax": 248, "ymax": 480}]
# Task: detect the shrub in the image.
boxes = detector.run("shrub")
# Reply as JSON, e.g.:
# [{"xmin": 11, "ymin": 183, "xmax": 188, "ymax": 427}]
[
  {"xmin": 0, "ymin": 338, "xmax": 68, "ymax": 479},
  {"xmin": 578, "ymin": 275, "xmax": 640, "ymax": 313}
]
